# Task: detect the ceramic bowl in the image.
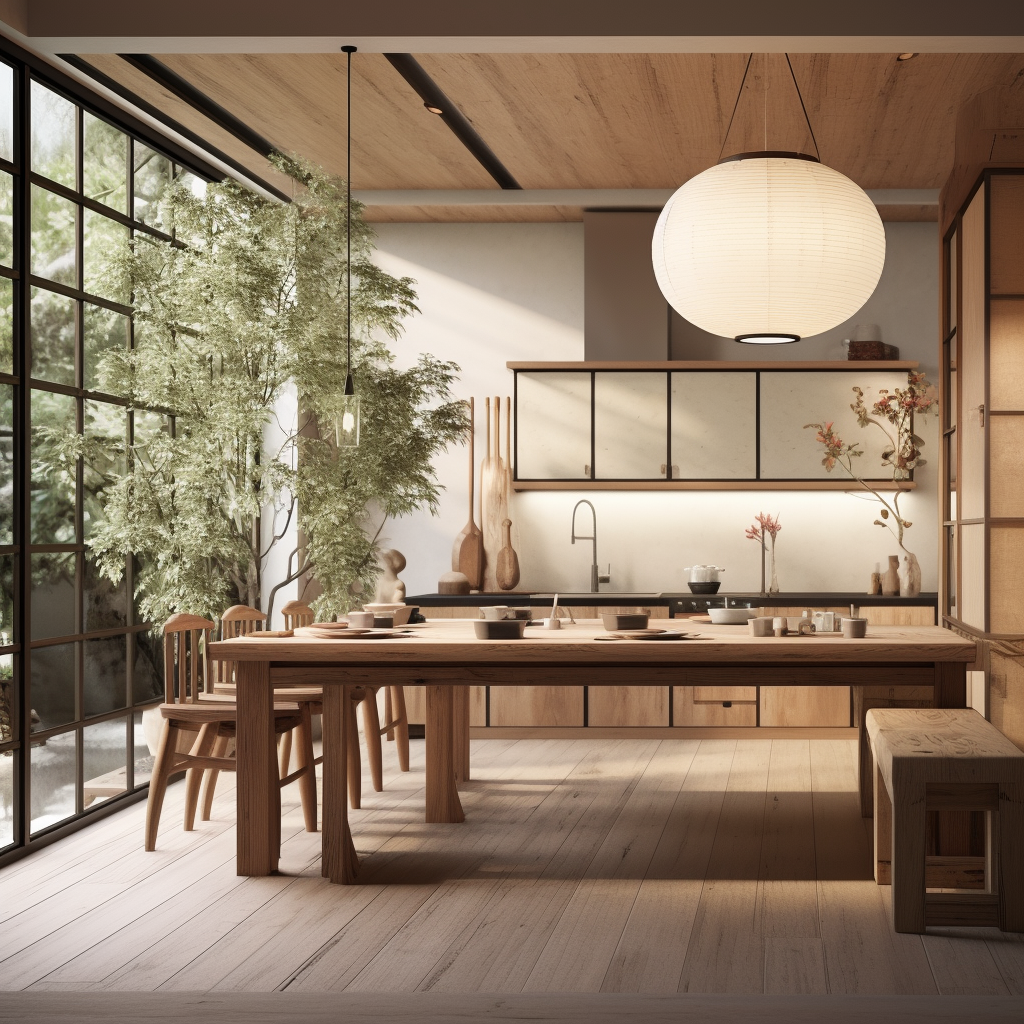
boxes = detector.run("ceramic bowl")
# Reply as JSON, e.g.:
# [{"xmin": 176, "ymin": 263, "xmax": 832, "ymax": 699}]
[
  {"xmin": 708, "ymin": 607, "xmax": 758, "ymax": 625},
  {"xmin": 473, "ymin": 618, "xmax": 527, "ymax": 640},
  {"xmin": 363, "ymin": 603, "xmax": 412, "ymax": 626},
  {"xmin": 601, "ymin": 612, "xmax": 650, "ymax": 631},
  {"xmin": 687, "ymin": 582, "xmax": 721, "ymax": 594}
]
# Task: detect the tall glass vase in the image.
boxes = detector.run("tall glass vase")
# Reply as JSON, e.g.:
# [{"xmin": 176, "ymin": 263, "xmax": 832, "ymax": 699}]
[{"xmin": 768, "ymin": 541, "xmax": 780, "ymax": 595}]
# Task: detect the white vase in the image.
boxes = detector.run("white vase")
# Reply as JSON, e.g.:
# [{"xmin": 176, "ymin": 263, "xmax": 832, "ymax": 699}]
[{"xmin": 898, "ymin": 552, "xmax": 922, "ymax": 598}]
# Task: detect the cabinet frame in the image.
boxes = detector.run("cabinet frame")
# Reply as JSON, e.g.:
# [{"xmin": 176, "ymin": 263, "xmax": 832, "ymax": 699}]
[{"xmin": 510, "ymin": 360, "xmax": 920, "ymax": 491}]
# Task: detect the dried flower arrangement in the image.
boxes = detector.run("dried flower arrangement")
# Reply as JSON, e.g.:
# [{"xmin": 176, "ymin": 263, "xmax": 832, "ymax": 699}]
[{"xmin": 746, "ymin": 512, "xmax": 782, "ymax": 595}]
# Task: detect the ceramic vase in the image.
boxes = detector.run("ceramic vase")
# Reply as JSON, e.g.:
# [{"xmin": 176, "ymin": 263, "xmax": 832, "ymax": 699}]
[
  {"xmin": 768, "ymin": 543, "xmax": 780, "ymax": 595},
  {"xmin": 881, "ymin": 555, "xmax": 900, "ymax": 596},
  {"xmin": 898, "ymin": 551, "xmax": 922, "ymax": 598}
]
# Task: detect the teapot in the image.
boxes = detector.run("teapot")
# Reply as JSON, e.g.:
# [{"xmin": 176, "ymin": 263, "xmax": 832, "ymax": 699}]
[{"xmin": 684, "ymin": 565, "xmax": 725, "ymax": 583}]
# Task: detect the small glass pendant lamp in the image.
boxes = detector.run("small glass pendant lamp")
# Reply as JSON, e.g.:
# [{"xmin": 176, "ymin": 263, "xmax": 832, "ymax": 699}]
[{"xmin": 336, "ymin": 43, "xmax": 360, "ymax": 447}]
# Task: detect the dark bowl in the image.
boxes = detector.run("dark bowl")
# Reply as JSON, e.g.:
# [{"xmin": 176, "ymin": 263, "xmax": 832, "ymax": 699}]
[
  {"xmin": 474, "ymin": 619, "xmax": 528, "ymax": 640},
  {"xmin": 687, "ymin": 581, "xmax": 721, "ymax": 594}
]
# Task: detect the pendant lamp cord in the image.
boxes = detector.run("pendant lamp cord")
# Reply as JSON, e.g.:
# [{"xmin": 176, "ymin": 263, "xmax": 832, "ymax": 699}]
[
  {"xmin": 784, "ymin": 54, "xmax": 821, "ymax": 161},
  {"xmin": 717, "ymin": 53, "xmax": 753, "ymax": 164},
  {"xmin": 343, "ymin": 44, "xmax": 356, "ymax": 396}
]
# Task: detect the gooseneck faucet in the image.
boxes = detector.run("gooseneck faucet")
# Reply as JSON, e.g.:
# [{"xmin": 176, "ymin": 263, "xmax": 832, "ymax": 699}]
[{"xmin": 571, "ymin": 499, "xmax": 609, "ymax": 593}]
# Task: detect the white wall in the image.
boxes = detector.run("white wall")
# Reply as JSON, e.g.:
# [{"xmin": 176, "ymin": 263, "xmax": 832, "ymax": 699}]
[{"xmin": 369, "ymin": 219, "xmax": 940, "ymax": 599}]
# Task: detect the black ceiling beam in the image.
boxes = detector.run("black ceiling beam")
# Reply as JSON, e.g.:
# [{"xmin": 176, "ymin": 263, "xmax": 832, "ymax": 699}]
[{"xmin": 383, "ymin": 53, "xmax": 521, "ymax": 190}]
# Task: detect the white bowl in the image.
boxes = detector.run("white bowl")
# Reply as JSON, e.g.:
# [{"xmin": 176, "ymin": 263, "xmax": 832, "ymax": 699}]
[{"xmin": 708, "ymin": 607, "xmax": 758, "ymax": 625}]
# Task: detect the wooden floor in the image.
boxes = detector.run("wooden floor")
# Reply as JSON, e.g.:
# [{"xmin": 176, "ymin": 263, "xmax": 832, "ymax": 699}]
[{"xmin": 1, "ymin": 737, "xmax": 1023, "ymax": 999}]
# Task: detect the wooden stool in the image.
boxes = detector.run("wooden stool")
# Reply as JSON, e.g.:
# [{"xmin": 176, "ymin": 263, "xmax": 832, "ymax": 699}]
[{"xmin": 866, "ymin": 707, "xmax": 1024, "ymax": 933}]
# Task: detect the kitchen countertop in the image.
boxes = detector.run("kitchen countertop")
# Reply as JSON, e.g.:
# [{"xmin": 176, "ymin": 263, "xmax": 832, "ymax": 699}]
[{"xmin": 406, "ymin": 591, "xmax": 938, "ymax": 608}]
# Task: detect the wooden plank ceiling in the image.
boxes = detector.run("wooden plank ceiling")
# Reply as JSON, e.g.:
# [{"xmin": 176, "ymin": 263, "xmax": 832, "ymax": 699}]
[{"xmin": 77, "ymin": 51, "xmax": 1024, "ymax": 220}]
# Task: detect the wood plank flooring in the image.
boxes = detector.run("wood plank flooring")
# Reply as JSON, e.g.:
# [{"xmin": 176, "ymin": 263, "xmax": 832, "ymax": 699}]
[{"xmin": 1, "ymin": 737, "xmax": 1022, "ymax": 998}]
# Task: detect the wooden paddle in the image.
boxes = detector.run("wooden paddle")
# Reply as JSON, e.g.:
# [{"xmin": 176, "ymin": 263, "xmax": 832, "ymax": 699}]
[
  {"xmin": 480, "ymin": 396, "xmax": 505, "ymax": 592},
  {"xmin": 496, "ymin": 517, "xmax": 521, "ymax": 591},
  {"xmin": 451, "ymin": 397, "xmax": 483, "ymax": 589}
]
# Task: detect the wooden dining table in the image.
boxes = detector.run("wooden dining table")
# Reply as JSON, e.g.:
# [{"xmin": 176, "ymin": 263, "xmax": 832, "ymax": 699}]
[{"xmin": 207, "ymin": 620, "xmax": 976, "ymax": 884}]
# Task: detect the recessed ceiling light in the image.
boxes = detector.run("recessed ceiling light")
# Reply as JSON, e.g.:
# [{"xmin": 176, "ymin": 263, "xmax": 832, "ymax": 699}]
[
  {"xmin": 897, "ymin": 53, "xmax": 918, "ymax": 61},
  {"xmin": 424, "ymin": 102, "xmax": 443, "ymax": 114}
]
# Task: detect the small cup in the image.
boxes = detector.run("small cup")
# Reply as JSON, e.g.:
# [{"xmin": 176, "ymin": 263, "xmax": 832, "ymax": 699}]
[
  {"xmin": 842, "ymin": 617, "xmax": 868, "ymax": 639},
  {"xmin": 748, "ymin": 616, "xmax": 773, "ymax": 637},
  {"xmin": 346, "ymin": 611, "xmax": 374, "ymax": 628},
  {"xmin": 542, "ymin": 617, "xmax": 561, "ymax": 630},
  {"xmin": 480, "ymin": 606, "xmax": 510, "ymax": 620}
]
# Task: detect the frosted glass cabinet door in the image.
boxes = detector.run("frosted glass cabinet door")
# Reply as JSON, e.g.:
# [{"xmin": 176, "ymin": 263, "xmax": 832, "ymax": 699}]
[
  {"xmin": 671, "ymin": 371, "xmax": 756, "ymax": 478},
  {"xmin": 516, "ymin": 372, "xmax": 591, "ymax": 479},
  {"xmin": 594, "ymin": 372, "xmax": 667, "ymax": 479},
  {"xmin": 759, "ymin": 370, "xmax": 910, "ymax": 480}
]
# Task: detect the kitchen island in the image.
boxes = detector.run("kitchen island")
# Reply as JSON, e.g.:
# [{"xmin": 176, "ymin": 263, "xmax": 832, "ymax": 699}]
[{"xmin": 210, "ymin": 619, "xmax": 975, "ymax": 883}]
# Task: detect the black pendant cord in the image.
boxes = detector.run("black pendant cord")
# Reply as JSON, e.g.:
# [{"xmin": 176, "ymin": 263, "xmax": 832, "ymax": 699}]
[
  {"xmin": 784, "ymin": 54, "xmax": 821, "ymax": 162},
  {"xmin": 343, "ymin": 44, "xmax": 356, "ymax": 397},
  {"xmin": 717, "ymin": 53, "xmax": 754, "ymax": 164}
]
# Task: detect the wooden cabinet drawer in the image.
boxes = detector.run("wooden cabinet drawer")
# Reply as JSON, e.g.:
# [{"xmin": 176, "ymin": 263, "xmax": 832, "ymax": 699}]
[
  {"xmin": 402, "ymin": 685, "xmax": 486, "ymax": 726},
  {"xmin": 693, "ymin": 685, "xmax": 756, "ymax": 703},
  {"xmin": 759, "ymin": 686, "xmax": 851, "ymax": 727},
  {"xmin": 490, "ymin": 686, "xmax": 584, "ymax": 727},
  {"xmin": 673, "ymin": 686, "xmax": 756, "ymax": 727},
  {"xmin": 589, "ymin": 686, "xmax": 668, "ymax": 727}
]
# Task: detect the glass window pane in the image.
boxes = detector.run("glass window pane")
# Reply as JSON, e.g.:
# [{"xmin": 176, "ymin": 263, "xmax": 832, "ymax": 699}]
[
  {"xmin": 31, "ymin": 185, "xmax": 77, "ymax": 288},
  {"xmin": 31, "ymin": 389, "xmax": 77, "ymax": 544},
  {"xmin": 31, "ymin": 551, "xmax": 76, "ymax": 641},
  {"xmin": 133, "ymin": 144, "xmax": 171, "ymax": 228},
  {"xmin": 83, "ymin": 113, "xmax": 127, "ymax": 214},
  {"xmin": 83, "ymin": 209, "xmax": 128, "ymax": 303},
  {"xmin": 133, "ymin": 626, "xmax": 163, "ymax": 704},
  {"xmin": 84, "ymin": 555, "xmax": 127, "ymax": 633},
  {"xmin": 84, "ymin": 636, "xmax": 127, "ymax": 718},
  {"xmin": 0, "ymin": 386, "xmax": 12, "ymax": 544},
  {"xmin": 30, "ymin": 641, "xmax": 76, "ymax": 735},
  {"xmin": 1, "ymin": 740, "xmax": 13, "ymax": 849},
  {"xmin": 31, "ymin": 728, "xmax": 76, "ymax": 833},
  {"xmin": 84, "ymin": 717, "xmax": 127, "ymax": 807},
  {"xmin": 0, "ymin": 62, "xmax": 13, "ymax": 163},
  {"xmin": 0, "ymin": 652, "xmax": 13, "ymax": 746},
  {"xmin": 133, "ymin": 709, "xmax": 152, "ymax": 787},
  {"xmin": 84, "ymin": 304, "xmax": 129, "ymax": 394},
  {"xmin": 0, "ymin": 555, "xmax": 13, "ymax": 644},
  {"xmin": 30, "ymin": 286, "xmax": 76, "ymax": 385},
  {"xmin": 83, "ymin": 399, "xmax": 126, "ymax": 541},
  {"xmin": 0, "ymin": 169, "xmax": 13, "ymax": 267},
  {"xmin": 0, "ymin": 276, "xmax": 12, "ymax": 375},
  {"xmin": 30, "ymin": 81, "xmax": 75, "ymax": 188}
]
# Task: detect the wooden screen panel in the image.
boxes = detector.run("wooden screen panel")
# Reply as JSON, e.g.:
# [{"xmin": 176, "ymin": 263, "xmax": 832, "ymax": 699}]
[
  {"xmin": 959, "ymin": 188, "xmax": 987, "ymax": 522},
  {"xmin": 760, "ymin": 686, "xmax": 851, "ymax": 727},
  {"xmin": 960, "ymin": 523, "xmax": 987, "ymax": 631},
  {"xmin": 989, "ymin": 174, "xmax": 1024, "ymax": 295},
  {"xmin": 588, "ymin": 686, "xmax": 668, "ymax": 727},
  {"xmin": 489, "ymin": 686, "xmax": 584, "ymax": 727},
  {"xmin": 672, "ymin": 686, "xmax": 756, "ymax": 727},
  {"xmin": 990, "ymin": 525, "xmax": 1024, "ymax": 634},
  {"xmin": 989, "ymin": 299, "xmax": 1024, "ymax": 410},
  {"xmin": 990, "ymin": 416, "xmax": 1024, "ymax": 517},
  {"xmin": 988, "ymin": 649, "xmax": 1024, "ymax": 752}
]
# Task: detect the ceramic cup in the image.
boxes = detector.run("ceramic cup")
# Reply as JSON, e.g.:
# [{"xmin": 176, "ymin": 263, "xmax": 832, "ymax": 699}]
[
  {"xmin": 747, "ymin": 616, "xmax": 773, "ymax": 637},
  {"xmin": 541, "ymin": 617, "xmax": 562, "ymax": 629},
  {"xmin": 346, "ymin": 611, "xmax": 374, "ymax": 628},
  {"xmin": 480, "ymin": 606, "xmax": 511, "ymax": 620},
  {"xmin": 842, "ymin": 617, "xmax": 868, "ymax": 638}
]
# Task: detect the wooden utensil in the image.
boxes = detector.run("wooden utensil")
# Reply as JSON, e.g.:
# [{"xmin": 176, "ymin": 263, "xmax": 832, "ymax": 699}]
[
  {"xmin": 451, "ymin": 397, "xmax": 483, "ymax": 589},
  {"xmin": 495, "ymin": 518, "xmax": 520, "ymax": 591},
  {"xmin": 480, "ymin": 396, "xmax": 507, "ymax": 592}
]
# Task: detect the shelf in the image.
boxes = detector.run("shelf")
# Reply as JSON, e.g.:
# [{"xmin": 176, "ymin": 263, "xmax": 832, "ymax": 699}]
[
  {"xmin": 513, "ymin": 480, "xmax": 917, "ymax": 492},
  {"xmin": 506, "ymin": 360, "xmax": 921, "ymax": 371}
]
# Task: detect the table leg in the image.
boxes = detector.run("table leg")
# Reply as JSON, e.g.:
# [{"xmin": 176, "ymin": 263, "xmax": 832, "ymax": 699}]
[
  {"xmin": 935, "ymin": 661, "xmax": 967, "ymax": 709},
  {"xmin": 453, "ymin": 686, "xmax": 470, "ymax": 783},
  {"xmin": 322, "ymin": 685, "xmax": 359, "ymax": 883},
  {"xmin": 425, "ymin": 685, "xmax": 465, "ymax": 824},
  {"xmin": 874, "ymin": 759, "xmax": 892, "ymax": 885},
  {"xmin": 236, "ymin": 660, "xmax": 278, "ymax": 876},
  {"xmin": 891, "ymin": 773, "xmax": 927, "ymax": 933}
]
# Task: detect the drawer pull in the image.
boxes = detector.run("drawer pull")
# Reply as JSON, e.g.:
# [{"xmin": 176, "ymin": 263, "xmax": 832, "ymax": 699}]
[{"xmin": 722, "ymin": 701, "xmax": 732, "ymax": 708}]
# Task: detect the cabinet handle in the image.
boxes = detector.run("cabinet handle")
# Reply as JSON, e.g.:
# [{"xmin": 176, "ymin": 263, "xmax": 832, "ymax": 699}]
[{"xmin": 978, "ymin": 404, "xmax": 985, "ymax": 428}]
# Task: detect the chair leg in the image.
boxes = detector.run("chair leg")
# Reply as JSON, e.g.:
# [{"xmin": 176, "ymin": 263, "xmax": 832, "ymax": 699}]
[
  {"xmin": 184, "ymin": 723, "xmax": 217, "ymax": 831},
  {"xmin": 384, "ymin": 687, "xmax": 394, "ymax": 740},
  {"xmin": 279, "ymin": 729, "xmax": 293, "ymax": 779},
  {"xmin": 348, "ymin": 698, "xmax": 362, "ymax": 810},
  {"xmin": 294, "ymin": 704, "xmax": 318, "ymax": 833},
  {"xmin": 362, "ymin": 688, "xmax": 384, "ymax": 793},
  {"xmin": 145, "ymin": 721, "xmax": 179, "ymax": 852},
  {"xmin": 391, "ymin": 686, "xmax": 410, "ymax": 773},
  {"xmin": 200, "ymin": 733, "xmax": 230, "ymax": 822}
]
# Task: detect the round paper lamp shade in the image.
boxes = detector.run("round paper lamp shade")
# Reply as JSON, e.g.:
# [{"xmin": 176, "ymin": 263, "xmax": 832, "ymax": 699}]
[{"xmin": 652, "ymin": 156, "xmax": 886, "ymax": 341}]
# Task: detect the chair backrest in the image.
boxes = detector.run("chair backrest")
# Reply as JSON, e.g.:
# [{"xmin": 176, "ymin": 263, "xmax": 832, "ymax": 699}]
[
  {"xmin": 211, "ymin": 605, "xmax": 266, "ymax": 691},
  {"xmin": 163, "ymin": 614, "xmax": 217, "ymax": 704},
  {"xmin": 280, "ymin": 600, "xmax": 315, "ymax": 630}
]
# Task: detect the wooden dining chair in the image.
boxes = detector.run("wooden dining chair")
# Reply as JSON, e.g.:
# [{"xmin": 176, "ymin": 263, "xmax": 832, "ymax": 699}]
[{"xmin": 144, "ymin": 613, "xmax": 317, "ymax": 851}]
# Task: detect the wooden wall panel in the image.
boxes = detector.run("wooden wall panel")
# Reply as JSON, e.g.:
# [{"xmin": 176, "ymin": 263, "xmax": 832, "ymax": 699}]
[
  {"xmin": 990, "ymin": 416, "xmax": 1024, "ymax": 517},
  {"xmin": 989, "ymin": 175, "xmax": 1024, "ymax": 295},
  {"xmin": 988, "ymin": 299, "xmax": 1024, "ymax": 410},
  {"xmin": 760, "ymin": 686, "xmax": 851, "ymax": 727},
  {"xmin": 489, "ymin": 687, "xmax": 584, "ymax": 727},
  {"xmin": 959, "ymin": 188, "xmax": 988, "ymax": 522},
  {"xmin": 588, "ymin": 687, "xmax": 668, "ymax": 727},
  {"xmin": 989, "ymin": 649, "xmax": 1024, "ymax": 751},
  {"xmin": 960, "ymin": 523, "xmax": 987, "ymax": 631},
  {"xmin": 990, "ymin": 525, "xmax": 1024, "ymax": 634},
  {"xmin": 399, "ymin": 684, "xmax": 485, "ymax": 727}
]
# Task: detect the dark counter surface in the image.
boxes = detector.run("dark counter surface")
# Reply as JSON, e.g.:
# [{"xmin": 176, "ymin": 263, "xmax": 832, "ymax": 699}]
[{"xmin": 406, "ymin": 591, "xmax": 938, "ymax": 608}]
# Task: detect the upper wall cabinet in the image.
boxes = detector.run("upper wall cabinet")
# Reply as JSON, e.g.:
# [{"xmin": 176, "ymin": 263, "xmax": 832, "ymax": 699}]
[{"xmin": 510, "ymin": 361, "xmax": 918, "ymax": 490}]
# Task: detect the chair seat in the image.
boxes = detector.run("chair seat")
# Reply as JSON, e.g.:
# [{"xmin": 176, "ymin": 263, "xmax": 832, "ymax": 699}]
[{"xmin": 159, "ymin": 701, "xmax": 302, "ymax": 722}]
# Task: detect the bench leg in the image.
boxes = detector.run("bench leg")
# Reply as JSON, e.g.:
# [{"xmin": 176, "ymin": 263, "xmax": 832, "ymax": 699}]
[
  {"xmin": 874, "ymin": 759, "xmax": 892, "ymax": 885},
  {"xmin": 891, "ymin": 775, "xmax": 927, "ymax": 933},
  {"xmin": 999, "ymin": 782, "xmax": 1024, "ymax": 932}
]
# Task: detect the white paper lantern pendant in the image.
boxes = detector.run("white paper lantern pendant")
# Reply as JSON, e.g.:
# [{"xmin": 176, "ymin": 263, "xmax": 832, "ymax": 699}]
[{"xmin": 653, "ymin": 57, "xmax": 886, "ymax": 345}]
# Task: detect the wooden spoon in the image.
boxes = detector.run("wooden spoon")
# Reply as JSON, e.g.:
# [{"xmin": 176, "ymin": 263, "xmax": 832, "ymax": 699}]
[
  {"xmin": 451, "ymin": 398, "xmax": 483, "ymax": 589},
  {"xmin": 496, "ymin": 517, "xmax": 520, "ymax": 591}
]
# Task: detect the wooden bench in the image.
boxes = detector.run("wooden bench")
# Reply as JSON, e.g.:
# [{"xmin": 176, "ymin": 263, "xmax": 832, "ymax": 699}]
[{"xmin": 866, "ymin": 707, "xmax": 1024, "ymax": 933}]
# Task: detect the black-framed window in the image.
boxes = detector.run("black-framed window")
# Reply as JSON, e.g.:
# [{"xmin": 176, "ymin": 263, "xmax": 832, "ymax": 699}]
[{"xmin": 0, "ymin": 45, "xmax": 211, "ymax": 861}]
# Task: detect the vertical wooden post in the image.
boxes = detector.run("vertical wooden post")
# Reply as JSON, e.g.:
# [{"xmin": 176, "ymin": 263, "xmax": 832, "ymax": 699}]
[
  {"xmin": 236, "ymin": 659, "xmax": 277, "ymax": 876},
  {"xmin": 935, "ymin": 661, "xmax": 967, "ymax": 709},
  {"xmin": 425, "ymin": 685, "xmax": 465, "ymax": 824},
  {"xmin": 891, "ymin": 770, "xmax": 927, "ymax": 933},
  {"xmin": 322, "ymin": 685, "xmax": 359, "ymax": 884},
  {"xmin": 998, "ymin": 780, "xmax": 1024, "ymax": 932},
  {"xmin": 453, "ymin": 685, "xmax": 471, "ymax": 783},
  {"xmin": 873, "ymin": 759, "xmax": 892, "ymax": 885}
]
